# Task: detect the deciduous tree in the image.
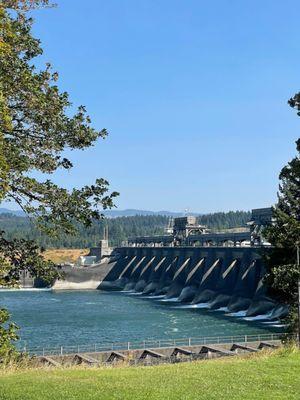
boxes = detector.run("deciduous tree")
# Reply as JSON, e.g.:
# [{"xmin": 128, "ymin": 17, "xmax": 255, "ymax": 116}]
[{"xmin": 0, "ymin": 0, "xmax": 118, "ymax": 356}]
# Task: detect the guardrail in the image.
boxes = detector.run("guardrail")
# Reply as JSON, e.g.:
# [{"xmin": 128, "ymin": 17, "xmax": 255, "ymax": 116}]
[{"xmin": 19, "ymin": 332, "xmax": 289, "ymax": 357}]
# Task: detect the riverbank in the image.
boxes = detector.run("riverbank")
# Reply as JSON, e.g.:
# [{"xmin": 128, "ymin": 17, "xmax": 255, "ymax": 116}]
[{"xmin": 0, "ymin": 347, "xmax": 299, "ymax": 400}]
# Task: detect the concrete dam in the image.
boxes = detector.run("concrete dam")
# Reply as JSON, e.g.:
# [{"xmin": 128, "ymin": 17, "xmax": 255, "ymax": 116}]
[{"xmin": 52, "ymin": 208, "xmax": 288, "ymax": 321}]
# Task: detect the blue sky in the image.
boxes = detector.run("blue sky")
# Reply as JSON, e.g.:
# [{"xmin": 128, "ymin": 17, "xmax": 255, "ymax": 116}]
[{"xmin": 24, "ymin": 0, "xmax": 300, "ymax": 213}]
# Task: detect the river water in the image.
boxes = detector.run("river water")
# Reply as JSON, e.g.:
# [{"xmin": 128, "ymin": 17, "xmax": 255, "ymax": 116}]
[{"xmin": 0, "ymin": 290, "xmax": 283, "ymax": 350}]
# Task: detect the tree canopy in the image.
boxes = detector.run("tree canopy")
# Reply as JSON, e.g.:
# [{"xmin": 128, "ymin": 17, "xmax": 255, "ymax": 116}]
[
  {"xmin": 0, "ymin": 211, "xmax": 251, "ymax": 248},
  {"xmin": 0, "ymin": 0, "xmax": 118, "ymax": 237},
  {"xmin": 0, "ymin": 0, "xmax": 118, "ymax": 358},
  {"xmin": 264, "ymin": 98, "xmax": 300, "ymax": 331}
]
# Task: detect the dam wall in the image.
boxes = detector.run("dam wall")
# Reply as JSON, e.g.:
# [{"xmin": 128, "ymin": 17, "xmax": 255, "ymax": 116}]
[{"xmin": 52, "ymin": 246, "xmax": 288, "ymax": 319}]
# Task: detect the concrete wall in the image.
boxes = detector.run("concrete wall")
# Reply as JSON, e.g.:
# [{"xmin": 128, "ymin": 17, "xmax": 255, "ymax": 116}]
[
  {"xmin": 51, "ymin": 246, "xmax": 287, "ymax": 319},
  {"xmin": 40, "ymin": 339, "xmax": 281, "ymax": 366}
]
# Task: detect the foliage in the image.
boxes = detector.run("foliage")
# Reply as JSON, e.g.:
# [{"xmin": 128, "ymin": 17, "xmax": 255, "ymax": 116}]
[
  {"xmin": 1, "ymin": 1, "xmax": 52, "ymax": 10},
  {"xmin": 0, "ymin": 348, "xmax": 299, "ymax": 399},
  {"xmin": 0, "ymin": 1, "xmax": 118, "ymax": 236},
  {"xmin": 198, "ymin": 210, "xmax": 250, "ymax": 231},
  {"xmin": 0, "ymin": 211, "xmax": 252, "ymax": 248},
  {"xmin": 0, "ymin": 231, "xmax": 59, "ymax": 286},
  {"xmin": 0, "ymin": 308, "xmax": 19, "ymax": 366},
  {"xmin": 264, "ymin": 102, "xmax": 300, "ymax": 331},
  {"xmin": 0, "ymin": 0, "xmax": 117, "ymax": 361}
]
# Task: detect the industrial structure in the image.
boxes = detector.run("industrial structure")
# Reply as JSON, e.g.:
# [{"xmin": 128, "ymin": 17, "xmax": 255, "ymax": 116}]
[
  {"xmin": 29, "ymin": 206, "xmax": 287, "ymax": 322},
  {"xmin": 126, "ymin": 208, "xmax": 273, "ymax": 247}
]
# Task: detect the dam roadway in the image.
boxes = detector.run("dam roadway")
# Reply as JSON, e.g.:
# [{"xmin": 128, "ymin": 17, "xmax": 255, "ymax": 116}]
[{"xmin": 52, "ymin": 245, "xmax": 288, "ymax": 320}]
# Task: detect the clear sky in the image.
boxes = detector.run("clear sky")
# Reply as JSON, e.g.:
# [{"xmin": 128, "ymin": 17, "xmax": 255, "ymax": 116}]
[{"xmin": 25, "ymin": 0, "xmax": 300, "ymax": 213}]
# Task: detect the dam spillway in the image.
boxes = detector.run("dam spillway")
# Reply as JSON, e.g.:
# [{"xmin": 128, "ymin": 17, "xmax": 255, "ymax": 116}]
[
  {"xmin": 53, "ymin": 245, "xmax": 287, "ymax": 320},
  {"xmin": 8, "ymin": 208, "xmax": 286, "ymax": 349},
  {"xmin": 1, "ymin": 209, "xmax": 287, "ymax": 351},
  {"xmin": 51, "ymin": 208, "xmax": 288, "ymax": 321}
]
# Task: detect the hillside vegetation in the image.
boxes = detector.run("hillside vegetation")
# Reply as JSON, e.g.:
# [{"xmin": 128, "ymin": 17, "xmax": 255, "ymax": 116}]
[
  {"xmin": 43, "ymin": 249, "xmax": 89, "ymax": 264},
  {"xmin": 0, "ymin": 348, "xmax": 298, "ymax": 400},
  {"xmin": 0, "ymin": 211, "xmax": 251, "ymax": 248}
]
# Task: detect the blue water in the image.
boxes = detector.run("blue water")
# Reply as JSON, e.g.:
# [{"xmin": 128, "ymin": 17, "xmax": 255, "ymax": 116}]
[{"xmin": 0, "ymin": 290, "xmax": 282, "ymax": 349}]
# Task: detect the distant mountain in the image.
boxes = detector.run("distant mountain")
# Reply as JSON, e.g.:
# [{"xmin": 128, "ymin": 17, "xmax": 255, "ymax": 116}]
[
  {"xmin": 102, "ymin": 209, "xmax": 197, "ymax": 218},
  {"xmin": 0, "ymin": 208, "xmax": 25, "ymax": 217},
  {"xmin": 0, "ymin": 207, "xmax": 196, "ymax": 218}
]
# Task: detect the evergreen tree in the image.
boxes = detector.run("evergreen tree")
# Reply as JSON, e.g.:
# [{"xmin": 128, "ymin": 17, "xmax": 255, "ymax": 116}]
[
  {"xmin": 264, "ymin": 107, "xmax": 300, "ymax": 331},
  {"xmin": 0, "ymin": 211, "xmax": 252, "ymax": 248}
]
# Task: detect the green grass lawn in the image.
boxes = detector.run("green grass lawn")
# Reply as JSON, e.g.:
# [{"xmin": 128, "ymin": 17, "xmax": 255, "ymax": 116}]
[{"xmin": 0, "ymin": 348, "xmax": 299, "ymax": 400}]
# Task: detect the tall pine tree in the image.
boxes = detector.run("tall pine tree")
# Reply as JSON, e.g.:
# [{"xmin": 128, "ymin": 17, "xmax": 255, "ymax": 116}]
[{"xmin": 264, "ymin": 96, "xmax": 300, "ymax": 331}]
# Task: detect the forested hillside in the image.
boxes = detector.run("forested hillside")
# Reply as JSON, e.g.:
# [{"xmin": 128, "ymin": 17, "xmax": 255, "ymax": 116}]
[
  {"xmin": 198, "ymin": 211, "xmax": 251, "ymax": 231},
  {"xmin": 0, "ymin": 211, "xmax": 251, "ymax": 248}
]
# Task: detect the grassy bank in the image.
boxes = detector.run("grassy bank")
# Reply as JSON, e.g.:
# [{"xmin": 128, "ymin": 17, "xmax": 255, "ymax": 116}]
[
  {"xmin": 0, "ymin": 348, "xmax": 299, "ymax": 400},
  {"xmin": 42, "ymin": 248, "xmax": 88, "ymax": 264}
]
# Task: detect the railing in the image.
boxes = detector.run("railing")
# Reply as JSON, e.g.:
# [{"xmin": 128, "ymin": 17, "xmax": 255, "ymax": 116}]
[{"xmin": 19, "ymin": 332, "xmax": 289, "ymax": 357}]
